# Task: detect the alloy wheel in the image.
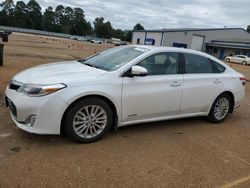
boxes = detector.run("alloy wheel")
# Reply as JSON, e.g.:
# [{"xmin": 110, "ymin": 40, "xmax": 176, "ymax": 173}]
[
  {"xmin": 213, "ymin": 97, "xmax": 230, "ymax": 121},
  {"xmin": 72, "ymin": 105, "xmax": 107, "ymax": 139}
]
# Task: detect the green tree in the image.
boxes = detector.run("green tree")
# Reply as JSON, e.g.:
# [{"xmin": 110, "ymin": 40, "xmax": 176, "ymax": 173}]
[
  {"xmin": 94, "ymin": 17, "xmax": 104, "ymax": 35},
  {"xmin": 0, "ymin": 0, "xmax": 15, "ymax": 26},
  {"xmin": 94, "ymin": 17, "xmax": 113, "ymax": 38},
  {"xmin": 0, "ymin": 0, "xmax": 15, "ymax": 15},
  {"xmin": 62, "ymin": 7, "xmax": 74, "ymax": 33},
  {"xmin": 13, "ymin": 1, "xmax": 27, "ymax": 27},
  {"xmin": 54, "ymin": 5, "xmax": 65, "ymax": 31},
  {"xmin": 42, "ymin": 7, "xmax": 61, "ymax": 32},
  {"xmin": 133, "ymin": 23, "xmax": 145, "ymax": 31},
  {"xmin": 70, "ymin": 8, "xmax": 92, "ymax": 36},
  {"xmin": 85, "ymin": 21, "xmax": 93, "ymax": 35},
  {"xmin": 26, "ymin": 0, "xmax": 42, "ymax": 29},
  {"xmin": 103, "ymin": 21, "xmax": 113, "ymax": 38},
  {"xmin": 124, "ymin": 30, "xmax": 132, "ymax": 42},
  {"xmin": 112, "ymin": 29, "xmax": 125, "ymax": 40},
  {"xmin": 0, "ymin": 0, "xmax": 136, "ymax": 41}
]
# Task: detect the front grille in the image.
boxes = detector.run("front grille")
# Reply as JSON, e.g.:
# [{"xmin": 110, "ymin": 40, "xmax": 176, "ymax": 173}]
[{"xmin": 9, "ymin": 80, "xmax": 23, "ymax": 91}]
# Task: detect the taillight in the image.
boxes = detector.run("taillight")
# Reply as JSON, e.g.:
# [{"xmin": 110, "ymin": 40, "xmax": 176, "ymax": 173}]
[{"xmin": 240, "ymin": 77, "xmax": 247, "ymax": 86}]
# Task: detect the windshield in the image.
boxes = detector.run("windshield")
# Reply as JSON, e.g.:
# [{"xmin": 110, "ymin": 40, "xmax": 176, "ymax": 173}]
[{"xmin": 80, "ymin": 47, "xmax": 149, "ymax": 71}]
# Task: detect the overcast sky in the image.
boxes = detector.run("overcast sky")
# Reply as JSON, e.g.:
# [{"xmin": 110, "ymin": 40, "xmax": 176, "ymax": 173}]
[{"xmin": 11, "ymin": 0, "xmax": 250, "ymax": 30}]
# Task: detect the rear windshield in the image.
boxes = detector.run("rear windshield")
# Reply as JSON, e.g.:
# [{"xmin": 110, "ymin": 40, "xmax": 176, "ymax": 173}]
[{"xmin": 81, "ymin": 47, "xmax": 148, "ymax": 71}]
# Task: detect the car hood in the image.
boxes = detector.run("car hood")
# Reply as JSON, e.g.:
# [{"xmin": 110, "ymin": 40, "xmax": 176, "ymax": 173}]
[{"xmin": 13, "ymin": 60, "xmax": 107, "ymax": 85}]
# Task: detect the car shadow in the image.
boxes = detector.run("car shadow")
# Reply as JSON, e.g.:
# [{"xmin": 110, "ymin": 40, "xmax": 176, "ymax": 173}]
[{"xmin": 16, "ymin": 116, "xmax": 213, "ymax": 145}]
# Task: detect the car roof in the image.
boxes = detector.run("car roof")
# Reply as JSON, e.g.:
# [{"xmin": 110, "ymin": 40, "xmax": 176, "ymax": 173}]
[{"xmin": 130, "ymin": 45, "xmax": 210, "ymax": 57}]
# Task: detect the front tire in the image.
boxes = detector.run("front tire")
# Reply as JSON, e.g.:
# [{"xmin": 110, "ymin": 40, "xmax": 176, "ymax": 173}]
[
  {"xmin": 63, "ymin": 97, "xmax": 113, "ymax": 143},
  {"xmin": 242, "ymin": 61, "xmax": 247, "ymax": 65},
  {"xmin": 207, "ymin": 94, "xmax": 232, "ymax": 123}
]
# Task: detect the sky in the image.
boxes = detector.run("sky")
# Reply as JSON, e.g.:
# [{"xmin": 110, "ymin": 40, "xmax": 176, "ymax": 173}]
[{"xmin": 10, "ymin": 0, "xmax": 250, "ymax": 30}]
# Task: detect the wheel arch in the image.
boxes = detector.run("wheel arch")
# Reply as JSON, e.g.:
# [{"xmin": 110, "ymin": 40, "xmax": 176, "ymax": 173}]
[
  {"xmin": 242, "ymin": 60, "xmax": 247, "ymax": 64},
  {"xmin": 60, "ymin": 94, "xmax": 118, "ymax": 134},
  {"xmin": 214, "ymin": 91, "xmax": 235, "ymax": 113}
]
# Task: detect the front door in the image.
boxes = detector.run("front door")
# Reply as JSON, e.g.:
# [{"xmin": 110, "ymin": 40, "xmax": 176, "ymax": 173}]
[{"xmin": 121, "ymin": 52, "xmax": 183, "ymax": 123}]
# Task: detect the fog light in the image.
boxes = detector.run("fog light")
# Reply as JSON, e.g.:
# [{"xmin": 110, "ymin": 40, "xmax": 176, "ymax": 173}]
[{"xmin": 24, "ymin": 115, "xmax": 37, "ymax": 127}]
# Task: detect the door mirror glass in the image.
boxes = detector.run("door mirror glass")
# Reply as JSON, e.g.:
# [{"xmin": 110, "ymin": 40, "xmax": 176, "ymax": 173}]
[{"xmin": 131, "ymin": 65, "xmax": 148, "ymax": 76}]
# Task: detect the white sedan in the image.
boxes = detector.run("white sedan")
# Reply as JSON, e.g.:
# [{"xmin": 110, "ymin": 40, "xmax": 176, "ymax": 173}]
[
  {"xmin": 225, "ymin": 55, "xmax": 250, "ymax": 65},
  {"xmin": 5, "ymin": 46, "xmax": 246, "ymax": 143},
  {"xmin": 90, "ymin": 39, "xmax": 103, "ymax": 44}
]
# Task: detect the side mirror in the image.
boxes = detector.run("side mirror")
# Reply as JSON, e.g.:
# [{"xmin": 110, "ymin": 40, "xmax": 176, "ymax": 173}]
[{"xmin": 130, "ymin": 65, "xmax": 148, "ymax": 77}]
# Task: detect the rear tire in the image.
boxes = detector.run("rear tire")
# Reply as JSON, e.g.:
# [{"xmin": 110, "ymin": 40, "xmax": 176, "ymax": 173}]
[
  {"xmin": 63, "ymin": 97, "xmax": 113, "ymax": 143},
  {"xmin": 225, "ymin": 58, "xmax": 230, "ymax": 63},
  {"xmin": 242, "ymin": 61, "xmax": 247, "ymax": 65},
  {"xmin": 207, "ymin": 94, "xmax": 232, "ymax": 123}
]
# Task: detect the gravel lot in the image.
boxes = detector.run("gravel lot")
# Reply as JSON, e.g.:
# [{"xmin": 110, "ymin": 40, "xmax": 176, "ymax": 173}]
[{"xmin": 0, "ymin": 33, "xmax": 249, "ymax": 188}]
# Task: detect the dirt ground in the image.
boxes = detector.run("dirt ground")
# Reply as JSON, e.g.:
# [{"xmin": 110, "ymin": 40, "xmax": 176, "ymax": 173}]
[{"xmin": 0, "ymin": 33, "xmax": 250, "ymax": 188}]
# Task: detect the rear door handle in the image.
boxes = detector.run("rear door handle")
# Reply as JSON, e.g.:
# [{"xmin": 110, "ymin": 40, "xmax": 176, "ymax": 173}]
[
  {"xmin": 170, "ymin": 81, "xmax": 181, "ymax": 87},
  {"xmin": 213, "ymin": 79, "xmax": 222, "ymax": 84}
]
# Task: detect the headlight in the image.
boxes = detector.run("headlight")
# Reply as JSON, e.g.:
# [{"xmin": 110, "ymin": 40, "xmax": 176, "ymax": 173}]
[{"xmin": 17, "ymin": 83, "xmax": 66, "ymax": 97}]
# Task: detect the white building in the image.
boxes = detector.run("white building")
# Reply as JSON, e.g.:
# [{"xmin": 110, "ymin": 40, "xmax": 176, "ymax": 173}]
[{"xmin": 132, "ymin": 28, "xmax": 250, "ymax": 59}]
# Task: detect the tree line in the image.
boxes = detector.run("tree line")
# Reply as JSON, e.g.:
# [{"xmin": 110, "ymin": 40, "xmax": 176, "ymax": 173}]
[{"xmin": 0, "ymin": 0, "xmax": 145, "ymax": 41}]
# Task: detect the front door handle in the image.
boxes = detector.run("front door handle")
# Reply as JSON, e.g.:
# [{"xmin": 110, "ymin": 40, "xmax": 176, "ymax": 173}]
[
  {"xmin": 213, "ymin": 79, "xmax": 222, "ymax": 84},
  {"xmin": 170, "ymin": 81, "xmax": 181, "ymax": 87}
]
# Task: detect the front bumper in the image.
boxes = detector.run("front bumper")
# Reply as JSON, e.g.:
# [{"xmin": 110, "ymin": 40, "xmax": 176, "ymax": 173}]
[{"xmin": 5, "ymin": 87, "xmax": 68, "ymax": 135}]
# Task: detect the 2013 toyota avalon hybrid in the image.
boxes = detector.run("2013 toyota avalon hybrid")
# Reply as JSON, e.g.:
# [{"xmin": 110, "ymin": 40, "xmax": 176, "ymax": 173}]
[{"xmin": 5, "ymin": 46, "xmax": 246, "ymax": 143}]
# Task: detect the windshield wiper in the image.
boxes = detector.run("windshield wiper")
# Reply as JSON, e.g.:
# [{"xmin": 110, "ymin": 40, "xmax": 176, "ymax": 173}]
[
  {"xmin": 78, "ymin": 61, "xmax": 105, "ymax": 70},
  {"xmin": 77, "ymin": 59, "xmax": 97, "ymax": 68},
  {"xmin": 77, "ymin": 59, "xmax": 86, "ymax": 63},
  {"xmin": 83, "ymin": 62, "xmax": 98, "ymax": 68},
  {"xmin": 77, "ymin": 53, "xmax": 101, "ymax": 63}
]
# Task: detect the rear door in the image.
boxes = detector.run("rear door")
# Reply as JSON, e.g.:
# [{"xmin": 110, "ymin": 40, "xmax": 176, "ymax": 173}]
[
  {"xmin": 180, "ymin": 53, "xmax": 224, "ymax": 115},
  {"xmin": 234, "ymin": 56, "xmax": 242, "ymax": 63},
  {"xmin": 238, "ymin": 55, "xmax": 246, "ymax": 63}
]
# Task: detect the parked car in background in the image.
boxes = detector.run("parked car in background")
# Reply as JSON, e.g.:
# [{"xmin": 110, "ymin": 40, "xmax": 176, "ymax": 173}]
[
  {"xmin": 120, "ymin": 41, "xmax": 128, "ymax": 45},
  {"xmin": 5, "ymin": 46, "xmax": 246, "ymax": 143},
  {"xmin": 90, "ymin": 39, "xmax": 103, "ymax": 44},
  {"xmin": 69, "ymin": 36, "xmax": 86, "ymax": 41},
  {"xmin": 114, "ymin": 41, "xmax": 128, "ymax": 46},
  {"xmin": 69, "ymin": 36, "xmax": 78, "ymax": 40},
  {"xmin": 77, "ymin": 37, "xmax": 87, "ymax": 42},
  {"xmin": 111, "ymin": 38, "xmax": 121, "ymax": 45},
  {"xmin": 225, "ymin": 55, "xmax": 250, "ymax": 65}
]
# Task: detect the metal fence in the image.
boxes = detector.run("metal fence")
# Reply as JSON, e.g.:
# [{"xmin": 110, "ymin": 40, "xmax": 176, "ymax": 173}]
[{"xmin": 0, "ymin": 25, "xmax": 83, "ymax": 39}]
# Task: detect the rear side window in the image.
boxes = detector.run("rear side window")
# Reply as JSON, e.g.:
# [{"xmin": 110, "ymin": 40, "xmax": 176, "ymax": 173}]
[
  {"xmin": 210, "ymin": 60, "xmax": 226, "ymax": 73},
  {"xmin": 184, "ymin": 53, "xmax": 213, "ymax": 74}
]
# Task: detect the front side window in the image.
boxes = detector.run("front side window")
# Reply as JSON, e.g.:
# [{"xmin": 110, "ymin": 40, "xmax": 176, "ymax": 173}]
[
  {"xmin": 137, "ymin": 52, "xmax": 179, "ymax": 75},
  {"xmin": 184, "ymin": 53, "xmax": 213, "ymax": 74}
]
